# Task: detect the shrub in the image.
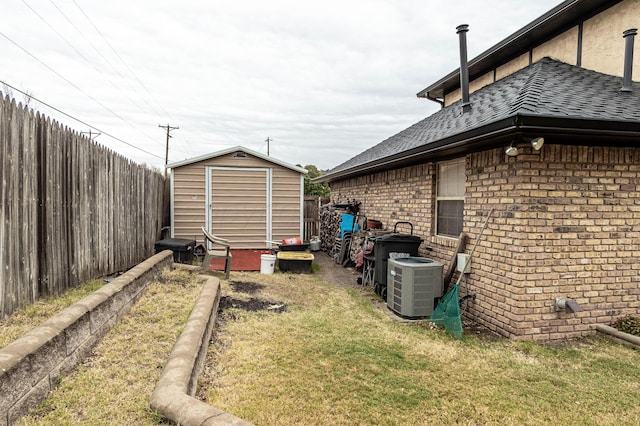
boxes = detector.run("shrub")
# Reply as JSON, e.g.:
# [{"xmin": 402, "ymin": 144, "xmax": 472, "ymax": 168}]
[{"xmin": 612, "ymin": 315, "xmax": 640, "ymax": 336}]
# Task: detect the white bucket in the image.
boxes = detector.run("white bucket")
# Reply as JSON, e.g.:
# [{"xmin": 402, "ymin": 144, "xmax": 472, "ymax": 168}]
[
  {"xmin": 310, "ymin": 237, "xmax": 321, "ymax": 252},
  {"xmin": 260, "ymin": 254, "xmax": 277, "ymax": 274}
]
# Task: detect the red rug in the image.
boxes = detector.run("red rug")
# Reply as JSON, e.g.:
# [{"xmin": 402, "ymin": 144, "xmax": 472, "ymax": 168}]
[{"xmin": 207, "ymin": 249, "xmax": 272, "ymax": 272}]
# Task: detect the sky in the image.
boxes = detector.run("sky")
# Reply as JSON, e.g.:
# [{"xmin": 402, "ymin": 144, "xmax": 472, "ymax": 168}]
[{"xmin": 2, "ymin": 0, "xmax": 562, "ymax": 171}]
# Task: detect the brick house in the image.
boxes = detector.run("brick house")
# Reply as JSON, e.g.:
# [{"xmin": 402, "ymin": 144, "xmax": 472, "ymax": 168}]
[{"xmin": 317, "ymin": 0, "xmax": 640, "ymax": 340}]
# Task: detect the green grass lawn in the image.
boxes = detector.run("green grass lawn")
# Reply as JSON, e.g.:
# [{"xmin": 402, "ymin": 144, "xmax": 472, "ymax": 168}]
[
  {"xmin": 3, "ymin": 267, "xmax": 639, "ymax": 426},
  {"xmin": 201, "ymin": 271, "xmax": 640, "ymax": 426}
]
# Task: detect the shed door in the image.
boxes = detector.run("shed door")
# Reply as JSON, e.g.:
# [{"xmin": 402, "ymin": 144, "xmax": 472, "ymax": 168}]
[{"xmin": 206, "ymin": 167, "xmax": 271, "ymax": 249}]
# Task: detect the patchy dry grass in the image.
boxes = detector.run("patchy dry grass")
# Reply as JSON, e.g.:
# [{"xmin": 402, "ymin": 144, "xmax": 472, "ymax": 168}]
[
  {"xmin": 201, "ymin": 271, "xmax": 640, "ymax": 426},
  {"xmin": 0, "ymin": 279, "xmax": 103, "ymax": 349},
  {"xmin": 15, "ymin": 268, "xmax": 203, "ymax": 426},
  {"xmin": 3, "ymin": 266, "xmax": 640, "ymax": 426}
]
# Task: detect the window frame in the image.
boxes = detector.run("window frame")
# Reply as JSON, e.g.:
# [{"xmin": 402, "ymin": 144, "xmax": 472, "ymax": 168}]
[{"xmin": 435, "ymin": 158, "xmax": 465, "ymax": 238}]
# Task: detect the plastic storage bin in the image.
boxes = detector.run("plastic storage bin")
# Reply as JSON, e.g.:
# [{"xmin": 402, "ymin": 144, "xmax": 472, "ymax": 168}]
[
  {"xmin": 277, "ymin": 252, "xmax": 314, "ymax": 273},
  {"xmin": 154, "ymin": 238, "xmax": 196, "ymax": 264}
]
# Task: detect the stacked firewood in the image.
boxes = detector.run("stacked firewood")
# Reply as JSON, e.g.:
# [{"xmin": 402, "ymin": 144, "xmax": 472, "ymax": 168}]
[
  {"xmin": 319, "ymin": 204, "xmax": 342, "ymax": 256},
  {"xmin": 320, "ymin": 201, "xmax": 395, "ymax": 266},
  {"xmin": 349, "ymin": 231, "xmax": 368, "ymax": 263},
  {"xmin": 319, "ymin": 201, "xmax": 361, "ymax": 257},
  {"xmin": 348, "ymin": 229, "xmax": 392, "ymax": 264}
]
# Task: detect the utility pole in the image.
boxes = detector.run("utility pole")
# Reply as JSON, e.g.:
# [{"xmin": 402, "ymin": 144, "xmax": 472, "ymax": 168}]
[
  {"xmin": 158, "ymin": 124, "xmax": 179, "ymax": 175},
  {"xmin": 265, "ymin": 136, "xmax": 272, "ymax": 156},
  {"xmin": 81, "ymin": 130, "xmax": 101, "ymax": 140}
]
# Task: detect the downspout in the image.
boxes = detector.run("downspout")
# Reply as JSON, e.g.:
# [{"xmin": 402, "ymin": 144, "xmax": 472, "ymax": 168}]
[
  {"xmin": 457, "ymin": 24, "xmax": 472, "ymax": 113},
  {"xmin": 426, "ymin": 93, "xmax": 445, "ymax": 109},
  {"xmin": 620, "ymin": 28, "xmax": 637, "ymax": 92}
]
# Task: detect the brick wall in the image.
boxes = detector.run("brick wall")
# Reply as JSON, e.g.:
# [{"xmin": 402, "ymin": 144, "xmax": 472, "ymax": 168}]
[
  {"xmin": 330, "ymin": 163, "xmax": 446, "ymax": 257},
  {"xmin": 330, "ymin": 144, "xmax": 640, "ymax": 340}
]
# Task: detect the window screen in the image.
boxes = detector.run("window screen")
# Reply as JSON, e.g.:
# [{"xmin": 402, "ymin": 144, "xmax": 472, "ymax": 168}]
[{"xmin": 436, "ymin": 158, "xmax": 465, "ymax": 237}]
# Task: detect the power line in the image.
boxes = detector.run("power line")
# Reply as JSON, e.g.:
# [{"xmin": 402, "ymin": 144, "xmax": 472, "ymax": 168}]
[
  {"xmin": 22, "ymin": 0, "xmax": 96, "ymax": 72},
  {"xmin": 71, "ymin": 0, "xmax": 173, "ymax": 120},
  {"xmin": 3, "ymin": 3, "xmax": 176, "ymax": 163},
  {"xmin": 48, "ymin": 0, "xmax": 167, "ymax": 119},
  {"xmin": 68, "ymin": 1, "xmax": 180, "ymax": 158},
  {"xmin": 19, "ymin": 0, "xmax": 176, "ymax": 154},
  {"xmin": 0, "ymin": 28, "xmax": 167, "ymax": 154},
  {"xmin": 0, "ymin": 79, "xmax": 163, "ymax": 160},
  {"xmin": 0, "ymin": 31, "xmax": 130, "ymax": 124},
  {"xmin": 22, "ymin": 0, "xmax": 167, "ymax": 127}
]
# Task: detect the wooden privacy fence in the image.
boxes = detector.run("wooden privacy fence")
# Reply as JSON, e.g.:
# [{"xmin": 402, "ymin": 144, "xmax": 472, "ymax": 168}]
[
  {"xmin": 303, "ymin": 196, "xmax": 328, "ymax": 241},
  {"xmin": 0, "ymin": 94, "xmax": 165, "ymax": 319}
]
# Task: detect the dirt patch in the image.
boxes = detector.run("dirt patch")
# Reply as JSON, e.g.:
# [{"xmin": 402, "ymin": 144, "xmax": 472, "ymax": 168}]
[
  {"xmin": 218, "ymin": 296, "xmax": 286, "ymax": 313},
  {"xmin": 228, "ymin": 281, "xmax": 265, "ymax": 294},
  {"xmin": 461, "ymin": 318, "xmax": 503, "ymax": 341},
  {"xmin": 313, "ymin": 251, "xmax": 362, "ymax": 287}
]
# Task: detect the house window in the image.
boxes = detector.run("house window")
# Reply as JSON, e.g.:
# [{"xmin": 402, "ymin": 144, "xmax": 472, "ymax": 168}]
[{"xmin": 436, "ymin": 158, "xmax": 465, "ymax": 238}]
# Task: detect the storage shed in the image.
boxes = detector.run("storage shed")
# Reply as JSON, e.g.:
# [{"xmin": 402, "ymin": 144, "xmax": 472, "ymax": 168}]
[{"xmin": 167, "ymin": 146, "xmax": 307, "ymax": 249}]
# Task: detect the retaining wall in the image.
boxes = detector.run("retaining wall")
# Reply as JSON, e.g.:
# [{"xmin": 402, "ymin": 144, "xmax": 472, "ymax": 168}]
[
  {"xmin": 150, "ymin": 274, "xmax": 252, "ymax": 425},
  {"xmin": 0, "ymin": 250, "xmax": 173, "ymax": 426}
]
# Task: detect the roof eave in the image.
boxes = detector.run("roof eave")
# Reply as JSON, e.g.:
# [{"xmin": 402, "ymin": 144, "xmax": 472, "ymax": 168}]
[
  {"xmin": 167, "ymin": 145, "xmax": 308, "ymax": 174},
  {"xmin": 315, "ymin": 117, "xmax": 519, "ymax": 183},
  {"xmin": 316, "ymin": 115, "xmax": 640, "ymax": 184}
]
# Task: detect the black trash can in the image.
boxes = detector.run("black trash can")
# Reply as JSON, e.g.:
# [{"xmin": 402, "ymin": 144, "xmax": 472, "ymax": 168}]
[
  {"xmin": 154, "ymin": 238, "xmax": 196, "ymax": 264},
  {"xmin": 371, "ymin": 233, "xmax": 423, "ymax": 296}
]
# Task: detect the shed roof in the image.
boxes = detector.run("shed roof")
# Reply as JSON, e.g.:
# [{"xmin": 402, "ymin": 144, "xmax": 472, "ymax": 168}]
[
  {"xmin": 167, "ymin": 145, "xmax": 308, "ymax": 174},
  {"xmin": 318, "ymin": 58, "xmax": 640, "ymax": 183}
]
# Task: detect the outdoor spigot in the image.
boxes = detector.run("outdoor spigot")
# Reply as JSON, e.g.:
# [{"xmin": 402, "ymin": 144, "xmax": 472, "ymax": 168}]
[{"xmin": 555, "ymin": 298, "xmax": 583, "ymax": 313}]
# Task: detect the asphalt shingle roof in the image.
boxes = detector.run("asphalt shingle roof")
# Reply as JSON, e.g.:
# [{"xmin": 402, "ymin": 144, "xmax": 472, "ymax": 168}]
[{"xmin": 324, "ymin": 58, "xmax": 640, "ymax": 180}]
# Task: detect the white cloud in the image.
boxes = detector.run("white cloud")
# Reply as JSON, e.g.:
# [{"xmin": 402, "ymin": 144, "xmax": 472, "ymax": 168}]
[{"xmin": 2, "ymin": 0, "xmax": 562, "ymax": 170}]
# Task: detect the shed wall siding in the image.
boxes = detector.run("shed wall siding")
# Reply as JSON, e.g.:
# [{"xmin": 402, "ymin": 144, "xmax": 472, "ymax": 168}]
[
  {"xmin": 330, "ymin": 144, "xmax": 640, "ymax": 341},
  {"xmin": 172, "ymin": 164, "xmax": 206, "ymax": 242},
  {"xmin": 171, "ymin": 151, "xmax": 302, "ymax": 248},
  {"xmin": 272, "ymin": 168, "xmax": 303, "ymax": 241}
]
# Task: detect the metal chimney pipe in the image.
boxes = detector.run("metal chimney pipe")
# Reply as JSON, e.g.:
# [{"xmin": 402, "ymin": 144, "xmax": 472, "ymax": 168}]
[
  {"xmin": 457, "ymin": 24, "xmax": 471, "ymax": 112},
  {"xmin": 621, "ymin": 28, "xmax": 637, "ymax": 92}
]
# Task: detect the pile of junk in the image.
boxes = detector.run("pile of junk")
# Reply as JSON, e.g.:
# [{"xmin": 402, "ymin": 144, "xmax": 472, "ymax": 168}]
[
  {"xmin": 318, "ymin": 201, "xmax": 495, "ymax": 339},
  {"xmin": 318, "ymin": 201, "xmax": 442, "ymax": 306},
  {"xmin": 264, "ymin": 236, "xmax": 321, "ymax": 274}
]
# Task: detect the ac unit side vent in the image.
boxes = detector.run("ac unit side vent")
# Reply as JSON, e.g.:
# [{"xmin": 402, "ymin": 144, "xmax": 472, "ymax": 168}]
[{"xmin": 386, "ymin": 257, "xmax": 444, "ymax": 318}]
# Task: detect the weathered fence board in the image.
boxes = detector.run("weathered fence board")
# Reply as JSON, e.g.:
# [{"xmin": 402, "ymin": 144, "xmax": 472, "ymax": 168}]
[
  {"xmin": 0, "ymin": 94, "xmax": 165, "ymax": 318},
  {"xmin": 303, "ymin": 196, "xmax": 320, "ymax": 241}
]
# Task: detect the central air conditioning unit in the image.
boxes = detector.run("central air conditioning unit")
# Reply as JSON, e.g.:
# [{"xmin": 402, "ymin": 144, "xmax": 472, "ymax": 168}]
[{"xmin": 387, "ymin": 257, "xmax": 444, "ymax": 318}]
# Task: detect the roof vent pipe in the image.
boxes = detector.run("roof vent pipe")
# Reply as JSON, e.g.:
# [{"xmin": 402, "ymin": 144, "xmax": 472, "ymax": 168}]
[
  {"xmin": 457, "ymin": 24, "xmax": 472, "ymax": 113},
  {"xmin": 621, "ymin": 28, "xmax": 637, "ymax": 92}
]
